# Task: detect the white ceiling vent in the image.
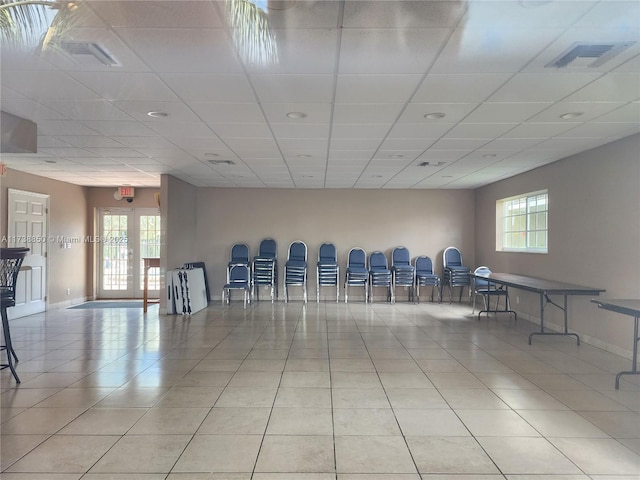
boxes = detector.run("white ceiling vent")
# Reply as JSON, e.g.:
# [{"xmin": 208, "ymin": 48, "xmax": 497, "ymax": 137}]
[
  {"xmin": 58, "ymin": 42, "xmax": 119, "ymax": 67},
  {"xmin": 545, "ymin": 42, "xmax": 635, "ymax": 68}
]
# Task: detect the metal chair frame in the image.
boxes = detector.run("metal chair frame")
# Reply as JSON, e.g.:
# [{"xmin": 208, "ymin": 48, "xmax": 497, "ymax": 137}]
[
  {"xmin": 284, "ymin": 241, "xmax": 308, "ymax": 303},
  {"xmin": 252, "ymin": 238, "xmax": 278, "ymax": 302},
  {"xmin": 369, "ymin": 251, "xmax": 394, "ymax": 304},
  {"xmin": 1, "ymin": 247, "xmax": 29, "ymax": 383},
  {"xmin": 414, "ymin": 255, "xmax": 440, "ymax": 303},
  {"xmin": 391, "ymin": 246, "xmax": 415, "ymax": 302},
  {"xmin": 317, "ymin": 243, "xmax": 339, "ymax": 303},
  {"xmin": 441, "ymin": 246, "xmax": 470, "ymax": 303},
  {"xmin": 344, "ymin": 247, "xmax": 368, "ymax": 303},
  {"xmin": 223, "ymin": 264, "xmax": 251, "ymax": 308}
]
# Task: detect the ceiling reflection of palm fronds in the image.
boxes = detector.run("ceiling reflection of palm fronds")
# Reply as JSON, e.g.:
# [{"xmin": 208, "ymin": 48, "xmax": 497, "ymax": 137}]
[
  {"xmin": 226, "ymin": 0, "xmax": 278, "ymax": 67},
  {"xmin": 0, "ymin": 0, "xmax": 80, "ymax": 52}
]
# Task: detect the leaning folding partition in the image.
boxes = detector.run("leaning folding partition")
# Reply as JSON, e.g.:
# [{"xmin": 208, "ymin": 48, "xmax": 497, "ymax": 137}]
[
  {"xmin": 316, "ymin": 243, "xmax": 339, "ymax": 302},
  {"xmin": 252, "ymin": 238, "xmax": 278, "ymax": 302}
]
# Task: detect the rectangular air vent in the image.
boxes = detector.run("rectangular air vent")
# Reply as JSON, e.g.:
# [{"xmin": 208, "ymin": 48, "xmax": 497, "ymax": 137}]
[
  {"xmin": 58, "ymin": 42, "xmax": 119, "ymax": 67},
  {"xmin": 418, "ymin": 161, "xmax": 445, "ymax": 167},
  {"xmin": 546, "ymin": 42, "xmax": 635, "ymax": 68},
  {"xmin": 208, "ymin": 159, "xmax": 235, "ymax": 165}
]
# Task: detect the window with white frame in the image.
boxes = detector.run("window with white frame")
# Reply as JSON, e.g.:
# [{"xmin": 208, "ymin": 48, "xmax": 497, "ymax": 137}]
[{"xmin": 496, "ymin": 190, "xmax": 548, "ymax": 253}]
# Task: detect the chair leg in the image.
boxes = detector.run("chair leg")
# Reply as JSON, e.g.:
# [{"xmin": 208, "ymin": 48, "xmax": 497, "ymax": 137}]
[{"xmin": 1, "ymin": 308, "xmax": 20, "ymax": 383}]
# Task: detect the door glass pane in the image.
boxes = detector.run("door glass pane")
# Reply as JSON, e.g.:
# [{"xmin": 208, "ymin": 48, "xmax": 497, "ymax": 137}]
[
  {"xmin": 102, "ymin": 214, "xmax": 129, "ymax": 290},
  {"xmin": 139, "ymin": 215, "xmax": 161, "ymax": 290}
]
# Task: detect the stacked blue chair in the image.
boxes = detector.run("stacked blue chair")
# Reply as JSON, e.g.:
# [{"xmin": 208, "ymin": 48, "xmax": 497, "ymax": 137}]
[
  {"xmin": 284, "ymin": 241, "xmax": 308, "ymax": 303},
  {"xmin": 344, "ymin": 247, "xmax": 368, "ymax": 303},
  {"xmin": 252, "ymin": 238, "xmax": 278, "ymax": 302},
  {"xmin": 317, "ymin": 243, "xmax": 339, "ymax": 303},
  {"xmin": 441, "ymin": 246, "xmax": 470, "ymax": 303},
  {"xmin": 222, "ymin": 264, "xmax": 251, "ymax": 308},
  {"xmin": 414, "ymin": 256, "xmax": 440, "ymax": 303},
  {"xmin": 229, "ymin": 243, "xmax": 250, "ymax": 269},
  {"xmin": 369, "ymin": 251, "xmax": 394, "ymax": 303},
  {"xmin": 391, "ymin": 246, "xmax": 415, "ymax": 302}
]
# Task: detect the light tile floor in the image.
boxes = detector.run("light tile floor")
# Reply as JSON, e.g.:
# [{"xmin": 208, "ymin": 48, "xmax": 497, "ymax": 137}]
[{"xmin": 1, "ymin": 300, "xmax": 639, "ymax": 479}]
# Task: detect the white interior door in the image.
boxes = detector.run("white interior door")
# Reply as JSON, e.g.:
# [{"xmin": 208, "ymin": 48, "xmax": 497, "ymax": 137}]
[
  {"xmin": 7, "ymin": 189, "xmax": 49, "ymax": 318},
  {"xmin": 98, "ymin": 208, "xmax": 160, "ymax": 299}
]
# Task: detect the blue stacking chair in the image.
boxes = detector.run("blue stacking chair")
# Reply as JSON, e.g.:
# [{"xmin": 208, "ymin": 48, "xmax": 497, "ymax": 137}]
[
  {"xmin": 441, "ymin": 246, "xmax": 470, "ymax": 303},
  {"xmin": 391, "ymin": 246, "xmax": 415, "ymax": 302},
  {"xmin": 471, "ymin": 265, "xmax": 511, "ymax": 315},
  {"xmin": 229, "ymin": 243, "xmax": 250, "ymax": 268},
  {"xmin": 344, "ymin": 247, "xmax": 368, "ymax": 303},
  {"xmin": 284, "ymin": 241, "xmax": 308, "ymax": 303},
  {"xmin": 369, "ymin": 251, "xmax": 394, "ymax": 303},
  {"xmin": 222, "ymin": 264, "xmax": 251, "ymax": 308},
  {"xmin": 414, "ymin": 256, "xmax": 440, "ymax": 303},
  {"xmin": 317, "ymin": 243, "xmax": 339, "ymax": 303},
  {"xmin": 252, "ymin": 238, "xmax": 278, "ymax": 302}
]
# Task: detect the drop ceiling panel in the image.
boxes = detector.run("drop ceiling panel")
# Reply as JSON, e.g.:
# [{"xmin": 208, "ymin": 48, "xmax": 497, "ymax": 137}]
[
  {"xmin": 413, "ymin": 74, "xmax": 511, "ymax": 103},
  {"xmin": 69, "ymin": 72, "xmax": 180, "ymax": 101},
  {"xmin": 161, "ymin": 74, "xmax": 256, "ymax": 102},
  {"xmin": 1, "ymin": 0, "xmax": 638, "ymax": 190},
  {"xmin": 338, "ymin": 28, "xmax": 450, "ymax": 74},
  {"xmin": 251, "ymin": 75, "xmax": 334, "ymax": 102},
  {"xmin": 335, "ymin": 75, "xmax": 423, "ymax": 103}
]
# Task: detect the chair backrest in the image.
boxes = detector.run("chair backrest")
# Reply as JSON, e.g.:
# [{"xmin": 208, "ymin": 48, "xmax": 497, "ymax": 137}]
[
  {"xmin": 228, "ymin": 264, "xmax": 250, "ymax": 284},
  {"xmin": 0, "ymin": 248, "xmax": 30, "ymax": 301},
  {"xmin": 288, "ymin": 241, "xmax": 307, "ymax": 262},
  {"xmin": 259, "ymin": 238, "xmax": 277, "ymax": 259},
  {"xmin": 443, "ymin": 246, "xmax": 463, "ymax": 268},
  {"xmin": 392, "ymin": 247, "xmax": 411, "ymax": 267},
  {"xmin": 473, "ymin": 265, "xmax": 492, "ymax": 288},
  {"xmin": 347, "ymin": 248, "xmax": 366, "ymax": 269},
  {"xmin": 230, "ymin": 243, "xmax": 250, "ymax": 264},
  {"xmin": 415, "ymin": 256, "xmax": 434, "ymax": 275},
  {"xmin": 369, "ymin": 251, "xmax": 388, "ymax": 270},
  {"xmin": 318, "ymin": 243, "xmax": 337, "ymax": 263}
]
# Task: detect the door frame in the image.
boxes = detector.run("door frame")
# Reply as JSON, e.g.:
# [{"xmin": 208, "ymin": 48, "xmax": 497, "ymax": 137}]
[{"xmin": 7, "ymin": 188, "xmax": 50, "ymax": 318}]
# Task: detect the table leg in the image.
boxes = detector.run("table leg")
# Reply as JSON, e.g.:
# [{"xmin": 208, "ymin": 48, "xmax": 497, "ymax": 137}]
[
  {"xmin": 615, "ymin": 315, "xmax": 639, "ymax": 389},
  {"xmin": 529, "ymin": 293, "xmax": 580, "ymax": 345}
]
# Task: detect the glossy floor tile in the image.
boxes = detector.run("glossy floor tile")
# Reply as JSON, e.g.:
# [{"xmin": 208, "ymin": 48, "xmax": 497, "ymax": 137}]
[{"xmin": 2, "ymin": 300, "xmax": 640, "ymax": 479}]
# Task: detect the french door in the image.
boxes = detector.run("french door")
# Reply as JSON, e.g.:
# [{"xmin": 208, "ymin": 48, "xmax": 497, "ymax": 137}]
[{"xmin": 98, "ymin": 208, "xmax": 161, "ymax": 299}]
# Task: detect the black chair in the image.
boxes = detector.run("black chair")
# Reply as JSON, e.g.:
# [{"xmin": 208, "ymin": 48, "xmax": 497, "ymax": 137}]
[
  {"xmin": 317, "ymin": 243, "xmax": 339, "ymax": 303},
  {"xmin": 414, "ymin": 256, "xmax": 440, "ymax": 303},
  {"xmin": 1, "ymin": 247, "xmax": 29, "ymax": 383}
]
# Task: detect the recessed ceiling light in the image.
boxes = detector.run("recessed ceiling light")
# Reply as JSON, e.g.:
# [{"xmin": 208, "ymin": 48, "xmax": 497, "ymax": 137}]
[
  {"xmin": 560, "ymin": 112, "xmax": 584, "ymax": 119},
  {"xmin": 297, "ymin": 154, "xmax": 312, "ymax": 158},
  {"xmin": 45, "ymin": 160, "xmax": 57, "ymax": 163},
  {"xmin": 147, "ymin": 111, "xmax": 170, "ymax": 118},
  {"xmin": 204, "ymin": 153, "xmax": 220, "ymax": 157},
  {"xmin": 389, "ymin": 154, "xmax": 404, "ymax": 158},
  {"xmin": 286, "ymin": 112, "xmax": 307, "ymax": 119},
  {"xmin": 482, "ymin": 154, "xmax": 497, "ymax": 159},
  {"xmin": 424, "ymin": 112, "xmax": 446, "ymax": 119},
  {"xmin": 208, "ymin": 159, "xmax": 235, "ymax": 165},
  {"xmin": 442, "ymin": 175, "xmax": 453, "ymax": 178}
]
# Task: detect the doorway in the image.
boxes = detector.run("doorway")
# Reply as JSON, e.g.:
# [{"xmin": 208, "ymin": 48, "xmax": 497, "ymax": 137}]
[
  {"xmin": 98, "ymin": 208, "xmax": 161, "ymax": 299},
  {"xmin": 7, "ymin": 189, "xmax": 49, "ymax": 318}
]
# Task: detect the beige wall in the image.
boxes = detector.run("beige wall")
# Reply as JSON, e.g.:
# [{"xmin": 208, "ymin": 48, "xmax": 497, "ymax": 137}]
[
  {"xmin": 474, "ymin": 134, "xmax": 640, "ymax": 356},
  {"xmin": 194, "ymin": 188, "xmax": 475, "ymax": 302},
  {"xmin": 0, "ymin": 169, "xmax": 90, "ymax": 306},
  {"xmin": 161, "ymin": 174, "xmax": 198, "ymax": 309}
]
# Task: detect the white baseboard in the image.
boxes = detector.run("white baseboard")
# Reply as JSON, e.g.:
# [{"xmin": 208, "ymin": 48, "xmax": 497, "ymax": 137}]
[{"xmin": 48, "ymin": 296, "xmax": 91, "ymax": 310}]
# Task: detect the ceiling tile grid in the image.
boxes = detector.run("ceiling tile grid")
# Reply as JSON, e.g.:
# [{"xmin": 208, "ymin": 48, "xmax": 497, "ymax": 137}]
[{"xmin": 0, "ymin": 0, "xmax": 638, "ymax": 188}]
